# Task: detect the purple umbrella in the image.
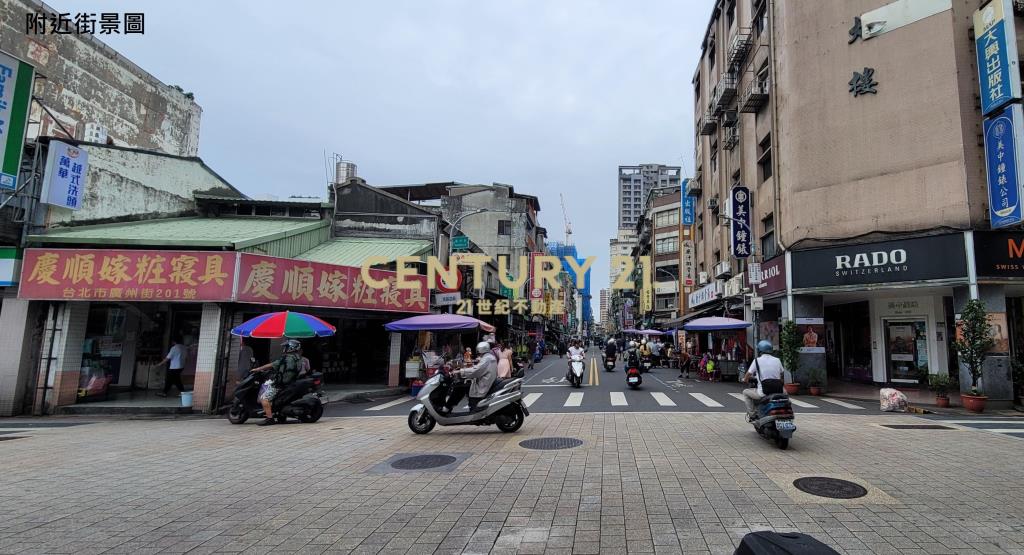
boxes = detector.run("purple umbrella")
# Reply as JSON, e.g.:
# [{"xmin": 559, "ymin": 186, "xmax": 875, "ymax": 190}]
[
  {"xmin": 636, "ymin": 329, "xmax": 665, "ymax": 336},
  {"xmin": 682, "ymin": 317, "xmax": 751, "ymax": 331},
  {"xmin": 384, "ymin": 313, "xmax": 496, "ymax": 332}
]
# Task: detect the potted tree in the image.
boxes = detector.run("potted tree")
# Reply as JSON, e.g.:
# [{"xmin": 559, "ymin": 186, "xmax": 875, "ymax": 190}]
[
  {"xmin": 780, "ymin": 319, "xmax": 801, "ymax": 395},
  {"xmin": 808, "ymin": 368, "xmax": 824, "ymax": 396},
  {"xmin": 928, "ymin": 373, "xmax": 950, "ymax": 408},
  {"xmin": 952, "ymin": 299, "xmax": 994, "ymax": 413}
]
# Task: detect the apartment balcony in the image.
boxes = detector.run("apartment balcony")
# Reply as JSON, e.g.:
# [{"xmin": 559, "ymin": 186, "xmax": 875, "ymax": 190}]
[
  {"xmin": 686, "ymin": 174, "xmax": 702, "ymax": 196},
  {"xmin": 698, "ymin": 109, "xmax": 718, "ymax": 135},
  {"xmin": 739, "ymin": 78, "xmax": 769, "ymax": 113},
  {"xmin": 721, "ymin": 110, "xmax": 738, "ymax": 128},
  {"xmin": 723, "ymin": 126, "xmax": 739, "ymax": 151},
  {"xmin": 728, "ymin": 28, "xmax": 752, "ymax": 69},
  {"xmin": 712, "ymin": 74, "xmax": 738, "ymax": 114}
]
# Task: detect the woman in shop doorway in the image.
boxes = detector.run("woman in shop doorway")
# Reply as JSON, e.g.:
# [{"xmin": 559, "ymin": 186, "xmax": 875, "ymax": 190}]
[{"xmin": 156, "ymin": 334, "xmax": 187, "ymax": 397}]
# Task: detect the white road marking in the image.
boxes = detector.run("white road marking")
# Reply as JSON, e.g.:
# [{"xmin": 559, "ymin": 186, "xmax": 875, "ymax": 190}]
[
  {"xmin": 788, "ymin": 398, "xmax": 819, "ymax": 408},
  {"xmin": 651, "ymin": 392, "xmax": 676, "ymax": 406},
  {"xmin": 522, "ymin": 393, "xmax": 542, "ymax": 407},
  {"xmin": 610, "ymin": 392, "xmax": 627, "ymax": 406},
  {"xmin": 938, "ymin": 420, "xmax": 1024, "ymax": 424},
  {"xmin": 819, "ymin": 398, "xmax": 864, "ymax": 410},
  {"xmin": 971, "ymin": 429, "xmax": 1024, "ymax": 434},
  {"xmin": 689, "ymin": 393, "xmax": 723, "ymax": 407},
  {"xmin": 365, "ymin": 396, "xmax": 415, "ymax": 411},
  {"xmin": 565, "ymin": 392, "xmax": 584, "ymax": 407},
  {"xmin": 727, "ymin": 392, "xmax": 747, "ymax": 402}
]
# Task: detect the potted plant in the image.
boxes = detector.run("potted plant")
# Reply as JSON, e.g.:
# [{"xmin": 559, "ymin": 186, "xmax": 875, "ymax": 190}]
[
  {"xmin": 808, "ymin": 368, "xmax": 824, "ymax": 396},
  {"xmin": 952, "ymin": 299, "xmax": 994, "ymax": 413},
  {"xmin": 928, "ymin": 373, "xmax": 951, "ymax": 408},
  {"xmin": 779, "ymin": 319, "xmax": 801, "ymax": 395}
]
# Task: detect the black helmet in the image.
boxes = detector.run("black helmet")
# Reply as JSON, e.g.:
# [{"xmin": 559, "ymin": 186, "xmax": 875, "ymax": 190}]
[{"xmin": 283, "ymin": 339, "xmax": 301, "ymax": 354}]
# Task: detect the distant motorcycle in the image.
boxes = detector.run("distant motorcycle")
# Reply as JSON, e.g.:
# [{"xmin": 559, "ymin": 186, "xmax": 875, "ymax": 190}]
[
  {"xmin": 626, "ymin": 364, "xmax": 642, "ymax": 389},
  {"xmin": 640, "ymin": 353, "xmax": 653, "ymax": 373},
  {"xmin": 567, "ymin": 354, "xmax": 585, "ymax": 387},
  {"xmin": 604, "ymin": 353, "xmax": 616, "ymax": 372}
]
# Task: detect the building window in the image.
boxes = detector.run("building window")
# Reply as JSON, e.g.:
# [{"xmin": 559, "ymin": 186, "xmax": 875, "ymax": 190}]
[
  {"xmin": 655, "ymin": 209, "xmax": 679, "ymax": 228},
  {"xmin": 498, "ymin": 220, "xmax": 512, "ymax": 235},
  {"xmin": 761, "ymin": 213, "xmax": 777, "ymax": 259},
  {"xmin": 710, "ymin": 148, "xmax": 718, "ymax": 175},
  {"xmin": 655, "ymin": 237, "xmax": 679, "ymax": 254},
  {"xmin": 714, "ymin": 250, "xmax": 721, "ymax": 266},
  {"xmin": 727, "ymin": 1, "xmax": 735, "ymax": 28},
  {"xmin": 754, "ymin": 3, "xmax": 767, "ymax": 37},
  {"xmin": 708, "ymin": 41, "xmax": 716, "ymax": 72},
  {"xmin": 758, "ymin": 134, "xmax": 773, "ymax": 182}
]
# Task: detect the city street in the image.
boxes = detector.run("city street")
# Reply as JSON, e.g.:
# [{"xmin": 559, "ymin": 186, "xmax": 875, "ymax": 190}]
[
  {"xmin": 2, "ymin": 411, "xmax": 1024, "ymax": 554},
  {"xmin": 325, "ymin": 351, "xmax": 876, "ymax": 418}
]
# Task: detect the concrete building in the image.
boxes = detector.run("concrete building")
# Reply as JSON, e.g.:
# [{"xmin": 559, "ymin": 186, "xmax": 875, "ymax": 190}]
[
  {"xmin": 688, "ymin": 0, "xmax": 1020, "ymax": 404},
  {"xmin": 617, "ymin": 164, "xmax": 681, "ymax": 229},
  {"xmin": 609, "ymin": 228, "xmax": 638, "ymax": 285},
  {"xmin": 599, "ymin": 288, "xmax": 609, "ymax": 324}
]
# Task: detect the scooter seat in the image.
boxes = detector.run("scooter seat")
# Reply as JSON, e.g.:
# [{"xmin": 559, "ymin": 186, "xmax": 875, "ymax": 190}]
[{"xmin": 760, "ymin": 393, "xmax": 790, "ymax": 404}]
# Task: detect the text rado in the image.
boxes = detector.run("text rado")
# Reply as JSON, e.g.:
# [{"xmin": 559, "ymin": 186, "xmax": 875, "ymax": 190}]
[{"xmin": 834, "ymin": 250, "xmax": 908, "ymax": 276}]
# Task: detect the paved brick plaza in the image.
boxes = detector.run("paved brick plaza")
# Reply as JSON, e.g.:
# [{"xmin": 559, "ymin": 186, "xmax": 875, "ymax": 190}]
[{"xmin": 0, "ymin": 413, "xmax": 1022, "ymax": 555}]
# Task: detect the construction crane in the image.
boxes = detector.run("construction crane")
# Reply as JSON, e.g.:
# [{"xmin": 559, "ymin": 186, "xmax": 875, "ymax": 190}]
[{"xmin": 560, "ymin": 193, "xmax": 573, "ymax": 245}]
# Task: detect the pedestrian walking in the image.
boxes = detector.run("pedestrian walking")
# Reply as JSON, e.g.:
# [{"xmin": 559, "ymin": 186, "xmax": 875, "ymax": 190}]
[
  {"xmin": 497, "ymin": 343, "xmax": 513, "ymax": 379},
  {"xmin": 156, "ymin": 334, "xmax": 187, "ymax": 397},
  {"xmin": 527, "ymin": 338, "xmax": 537, "ymax": 369}
]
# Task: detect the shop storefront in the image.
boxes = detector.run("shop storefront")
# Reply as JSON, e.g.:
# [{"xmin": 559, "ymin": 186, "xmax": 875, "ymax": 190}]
[
  {"xmin": 790, "ymin": 233, "xmax": 968, "ymax": 386},
  {"xmin": 744, "ymin": 254, "xmax": 786, "ymax": 349}
]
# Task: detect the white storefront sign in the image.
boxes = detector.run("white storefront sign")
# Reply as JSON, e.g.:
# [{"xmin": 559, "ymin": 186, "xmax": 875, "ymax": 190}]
[
  {"xmin": 40, "ymin": 140, "xmax": 88, "ymax": 210},
  {"xmin": 688, "ymin": 281, "xmax": 721, "ymax": 308},
  {"xmin": 434, "ymin": 292, "xmax": 462, "ymax": 306}
]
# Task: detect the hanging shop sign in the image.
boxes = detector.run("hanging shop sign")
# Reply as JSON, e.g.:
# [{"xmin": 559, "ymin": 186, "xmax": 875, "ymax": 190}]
[
  {"xmin": 237, "ymin": 253, "xmax": 429, "ymax": 313},
  {"xmin": 744, "ymin": 254, "xmax": 786, "ymax": 296},
  {"xmin": 18, "ymin": 248, "xmax": 236, "ymax": 301},
  {"xmin": 0, "ymin": 51, "xmax": 34, "ymax": 191},
  {"xmin": 972, "ymin": 230, "xmax": 1024, "ymax": 277},
  {"xmin": 688, "ymin": 281, "xmax": 721, "ymax": 309},
  {"xmin": 730, "ymin": 186, "xmax": 752, "ymax": 258},
  {"xmin": 434, "ymin": 292, "xmax": 461, "ymax": 306},
  {"xmin": 681, "ymin": 240, "xmax": 696, "ymax": 287},
  {"xmin": 40, "ymin": 140, "xmax": 88, "ymax": 210},
  {"xmin": 0, "ymin": 246, "xmax": 20, "ymax": 286},
  {"xmin": 681, "ymin": 195, "xmax": 696, "ymax": 226},
  {"xmin": 975, "ymin": 0, "xmax": 1021, "ymax": 116},
  {"xmin": 791, "ymin": 234, "xmax": 967, "ymax": 289},
  {"xmin": 983, "ymin": 104, "xmax": 1024, "ymax": 228}
]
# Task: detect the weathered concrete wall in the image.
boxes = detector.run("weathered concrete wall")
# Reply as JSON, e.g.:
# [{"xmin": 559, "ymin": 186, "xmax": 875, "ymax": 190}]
[
  {"xmin": 0, "ymin": 0, "xmax": 202, "ymax": 156},
  {"xmin": 46, "ymin": 142, "xmax": 242, "ymax": 227}
]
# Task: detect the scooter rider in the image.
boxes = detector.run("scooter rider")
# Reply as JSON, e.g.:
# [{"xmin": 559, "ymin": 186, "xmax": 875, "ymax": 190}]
[
  {"xmin": 625, "ymin": 340, "xmax": 640, "ymax": 368},
  {"xmin": 742, "ymin": 340, "xmax": 786, "ymax": 420},
  {"xmin": 445, "ymin": 341, "xmax": 498, "ymax": 412},
  {"xmin": 251, "ymin": 339, "xmax": 304, "ymax": 426},
  {"xmin": 604, "ymin": 339, "xmax": 617, "ymax": 360}
]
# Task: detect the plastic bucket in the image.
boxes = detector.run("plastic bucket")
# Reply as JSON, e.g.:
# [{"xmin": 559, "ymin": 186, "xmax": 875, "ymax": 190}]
[{"xmin": 180, "ymin": 391, "xmax": 194, "ymax": 407}]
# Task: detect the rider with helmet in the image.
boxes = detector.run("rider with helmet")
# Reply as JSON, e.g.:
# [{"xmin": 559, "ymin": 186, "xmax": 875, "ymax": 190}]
[
  {"xmin": 445, "ymin": 341, "xmax": 498, "ymax": 412},
  {"xmin": 251, "ymin": 339, "xmax": 304, "ymax": 426},
  {"xmin": 604, "ymin": 338, "xmax": 618, "ymax": 360},
  {"xmin": 625, "ymin": 340, "xmax": 640, "ymax": 369},
  {"xmin": 742, "ymin": 340, "xmax": 786, "ymax": 420}
]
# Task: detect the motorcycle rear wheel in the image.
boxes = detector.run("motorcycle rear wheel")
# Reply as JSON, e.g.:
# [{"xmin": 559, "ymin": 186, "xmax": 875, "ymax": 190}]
[
  {"xmin": 227, "ymin": 402, "xmax": 248, "ymax": 425},
  {"xmin": 496, "ymin": 406, "xmax": 525, "ymax": 433},
  {"xmin": 408, "ymin": 411, "xmax": 436, "ymax": 434},
  {"xmin": 299, "ymin": 402, "xmax": 324, "ymax": 423},
  {"xmin": 774, "ymin": 436, "xmax": 789, "ymax": 450}
]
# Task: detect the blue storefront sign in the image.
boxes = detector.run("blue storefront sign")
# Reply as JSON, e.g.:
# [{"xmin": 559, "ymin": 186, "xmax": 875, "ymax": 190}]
[
  {"xmin": 975, "ymin": 0, "xmax": 1021, "ymax": 116},
  {"xmin": 681, "ymin": 195, "xmax": 695, "ymax": 226},
  {"xmin": 984, "ymin": 104, "xmax": 1024, "ymax": 228},
  {"xmin": 730, "ymin": 186, "xmax": 751, "ymax": 258}
]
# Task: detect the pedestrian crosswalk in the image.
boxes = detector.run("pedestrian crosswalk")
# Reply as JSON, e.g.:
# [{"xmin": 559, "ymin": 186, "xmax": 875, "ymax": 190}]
[
  {"xmin": 935, "ymin": 420, "xmax": 1024, "ymax": 439},
  {"xmin": 361, "ymin": 390, "xmax": 869, "ymax": 412}
]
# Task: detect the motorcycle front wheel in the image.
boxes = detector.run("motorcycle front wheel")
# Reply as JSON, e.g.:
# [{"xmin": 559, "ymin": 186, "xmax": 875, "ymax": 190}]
[
  {"xmin": 775, "ymin": 436, "xmax": 789, "ymax": 450},
  {"xmin": 496, "ymin": 406, "xmax": 525, "ymax": 433},
  {"xmin": 408, "ymin": 411, "xmax": 436, "ymax": 434},
  {"xmin": 227, "ymin": 402, "xmax": 248, "ymax": 424},
  {"xmin": 299, "ymin": 401, "xmax": 324, "ymax": 423}
]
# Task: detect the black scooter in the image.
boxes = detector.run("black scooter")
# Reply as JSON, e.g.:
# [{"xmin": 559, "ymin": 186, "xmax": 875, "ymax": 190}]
[{"xmin": 227, "ymin": 371, "xmax": 325, "ymax": 424}]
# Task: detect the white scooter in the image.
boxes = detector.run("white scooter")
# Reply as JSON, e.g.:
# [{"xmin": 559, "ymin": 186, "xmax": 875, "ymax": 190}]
[
  {"xmin": 408, "ymin": 367, "xmax": 528, "ymax": 434},
  {"xmin": 567, "ymin": 354, "xmax": 586, "ymax": 387}
]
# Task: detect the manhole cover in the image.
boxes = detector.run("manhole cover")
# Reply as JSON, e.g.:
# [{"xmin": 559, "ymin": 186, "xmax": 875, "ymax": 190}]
[
  {"xmin": 880, "ymin": 424, "xmax": 954, "ymax": 430},
  {"xmin": 519, "ymin": 437, "xmax": 584, "ymax": 450},
  {"xmin": 793, "ymin": 477, "xmax": 868, "ymax": 499},
  {"xmin": 390, "ymin": 454, "xmax": 457, "ymax": 470}
]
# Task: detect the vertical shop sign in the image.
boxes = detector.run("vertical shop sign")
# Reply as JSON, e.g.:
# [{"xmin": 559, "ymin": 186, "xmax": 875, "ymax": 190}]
[
  {"xmin": 975, "ymin": 0, "xmax": 1021, "ymax": 116},
  {"xmin": 0, "ymin": 51, "xmax": 34, "ymax": 191}
]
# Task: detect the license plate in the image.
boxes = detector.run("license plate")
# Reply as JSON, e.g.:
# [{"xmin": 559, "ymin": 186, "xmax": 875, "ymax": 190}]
[
  {"xmin": 775, "ymin": 420, "xmax": 795, "ymax": 431},
  {"xmin": 628, "ymin": 377, "xmax": 639, "ymax": 383}
]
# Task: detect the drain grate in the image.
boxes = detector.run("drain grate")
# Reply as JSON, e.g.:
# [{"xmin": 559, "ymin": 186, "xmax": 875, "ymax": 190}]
[
  {"xmin": 390, "ymin": 454, "xmax": 457, "ymax": 470},
  {"xmin": 880, "ymin": 424, "xmax": 954, "ymax": 430},
  {"xmin": 793, "ymin": 477, "xmax": 868, "ymax": 499},
  {"xmin": 519, "ymin": 437, "xmax": 584, "ymax": 450}
]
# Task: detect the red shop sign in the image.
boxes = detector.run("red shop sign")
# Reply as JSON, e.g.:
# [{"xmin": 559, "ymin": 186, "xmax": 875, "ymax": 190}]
[
  {"xmin": 236, "ymin": 253, "xmax": 429, "ymax": 313},
  {"xmin": 18, "ymin": 248, "xmax": 236, "ymax": 301}
]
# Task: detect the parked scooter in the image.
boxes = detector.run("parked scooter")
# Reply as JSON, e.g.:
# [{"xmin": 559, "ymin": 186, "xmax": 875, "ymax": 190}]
[
  {"xmin": 567, "ymin": 353, "xmax": 586, "ymax": 387},
  {"xmin": 747, "ymin": 378, "xmax": 797, "ymax": 450},
  {"xmin": 408, "ymin": 367, "xmax": 528, "ymax": 434},
  {"xmin": 227, "ymin": 370, "xmax": 325, "ymax": 424}
]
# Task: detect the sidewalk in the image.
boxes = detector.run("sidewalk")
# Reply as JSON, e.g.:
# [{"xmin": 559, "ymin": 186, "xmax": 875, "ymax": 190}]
[{"xmin": 824, "ymin": 380, "xmax": 960, "ymax": 406}]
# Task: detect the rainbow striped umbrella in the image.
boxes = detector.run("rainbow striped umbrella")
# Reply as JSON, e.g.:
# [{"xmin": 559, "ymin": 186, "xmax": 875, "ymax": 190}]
[{"xmin": 230, "ymin": 311, "xmax": 336, "ymax": 338}]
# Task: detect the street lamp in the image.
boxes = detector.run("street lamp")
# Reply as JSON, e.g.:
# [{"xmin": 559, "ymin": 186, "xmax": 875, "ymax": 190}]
[{"xmin": 655, "ymin": 267, "xmax": 680, "ymax": 320}]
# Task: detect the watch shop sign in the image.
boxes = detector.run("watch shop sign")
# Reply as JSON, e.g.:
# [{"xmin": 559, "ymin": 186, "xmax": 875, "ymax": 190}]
[
  {"xmin": 744, "ymin": 254, "xmax": 786, "ymax": 297},
  {"xmin": 688, "ymin": 281, "xmax": 721, "ymax": 309},
  {"xmin": 791, "ymin": 234, "xmax": 968, "ymax": 289},
  {"xmin": 973, "ymin": 230, "xmax": 1024, "ymax": 277}
]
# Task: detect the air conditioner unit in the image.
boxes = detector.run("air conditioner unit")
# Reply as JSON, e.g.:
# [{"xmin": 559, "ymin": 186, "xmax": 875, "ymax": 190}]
[
  {"xmin": 707, "ymin": 197, "xmax": 720, "ymax": 212},
  {"xmin": 698, "ymin": 271, "xmax": 709, "ymax": 285},
  {"xmin": 714, "ymin": 261, "xmax": 732, "ymax": 279}
]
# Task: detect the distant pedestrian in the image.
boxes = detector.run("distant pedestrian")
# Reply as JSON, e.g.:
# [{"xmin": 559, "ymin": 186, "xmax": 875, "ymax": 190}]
[
  {"xmin": 156, "ymin": 334, "xmax": 187, "ymax": 397},
  {"xmin": 497, "ymin": 343, "xmax": 513, "ymax": 379}
]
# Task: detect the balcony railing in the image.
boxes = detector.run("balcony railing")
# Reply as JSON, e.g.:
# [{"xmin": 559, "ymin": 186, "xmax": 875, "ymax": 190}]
[
  {"xmin": 698, "ymin": 109, "xmax": 718, "ymax": 135},
  {"xmin": 728, "ymin": 28, "xmax": 752, "ymax": 69},
  {"xmin": 712, "ymin": 74, "xmax": 738, "ymax": 114},
  {"xmin": 723, "ymin": 126, "xmax": 739, "ymax": 151},
  {"xmin": 739, "ymin": 78, "xmax": 769, "ymax": 113}
]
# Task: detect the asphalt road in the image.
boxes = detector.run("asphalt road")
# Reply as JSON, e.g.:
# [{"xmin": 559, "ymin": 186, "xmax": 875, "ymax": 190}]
[{"xmin": 324, "ymin": 347, "xmax": 878, "ymax": 417}]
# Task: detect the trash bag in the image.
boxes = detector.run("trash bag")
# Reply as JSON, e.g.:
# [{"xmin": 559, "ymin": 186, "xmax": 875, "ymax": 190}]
[{"xmin": 880, "ymin": 387, "xmax": 908, "ymax": 412}]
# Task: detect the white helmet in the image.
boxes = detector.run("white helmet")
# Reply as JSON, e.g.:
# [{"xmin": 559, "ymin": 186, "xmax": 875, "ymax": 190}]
[
  {"xmin": 628, "ymin": 341, "xmax": 637, "ymax": 348},
  {"xmin": 607, "ymin": 339, "xmax": 615, "ymax": 345},
  {"xmin": 476, "ymin": 341, "xmax": 491, "ymax": 355},
  {"xmin": 641, "ymin": 339, "xmax": 647, "ymax": 345}
]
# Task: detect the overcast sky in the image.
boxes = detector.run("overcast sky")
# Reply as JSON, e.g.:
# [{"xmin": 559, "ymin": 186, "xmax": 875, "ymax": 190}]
[{"xmin": 74, "ymin": 0, "xmax": 709, "ymax": 321}]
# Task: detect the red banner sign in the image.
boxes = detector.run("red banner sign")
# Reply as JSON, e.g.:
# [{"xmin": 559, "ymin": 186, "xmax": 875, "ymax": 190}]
[
  {"xmin": 236, "ymin": 254, "xmax": 429, "ymax": 313},
  {"xmin": 18, "ymin": 249, "xmax": 236, "ymax": 301}
]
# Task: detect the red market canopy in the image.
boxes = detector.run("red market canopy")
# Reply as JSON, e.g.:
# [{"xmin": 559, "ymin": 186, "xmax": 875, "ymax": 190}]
[{"xmin": 384, "ymin": 314, "xmax": 496, "ymax": 333}]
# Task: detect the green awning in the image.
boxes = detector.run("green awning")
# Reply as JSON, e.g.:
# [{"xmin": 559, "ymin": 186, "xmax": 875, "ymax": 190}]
[
  {"xmin": 27, "ymin": 217, "xmax": 328, "ymax": 249},
  {"xmin": 296, "ymin": 237, "xmax": 433, "ymax": 267}
]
